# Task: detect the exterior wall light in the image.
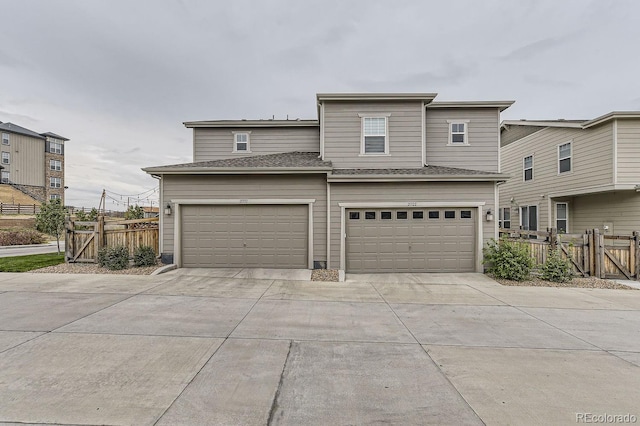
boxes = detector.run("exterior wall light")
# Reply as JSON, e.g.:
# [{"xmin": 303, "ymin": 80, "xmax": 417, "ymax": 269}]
[
  {"xmin": 486, "ymin": 210, "xmax": 494, "ymax": 222},
  {"xmin": 164, "ymin": 203, "xmax": 172, "ymax": 216}
]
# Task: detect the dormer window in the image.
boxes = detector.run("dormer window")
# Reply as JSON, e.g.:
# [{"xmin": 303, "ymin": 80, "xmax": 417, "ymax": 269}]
[
  {"xmin": 360, "ymin": 115, "xmax": 390, "ymax": 155},
  {"xmin": 447, "ymin": 120, "xmax": 470, "ymax": 145},
  {"xmin": 233, "ymin": 132, "xmax": 251, "ymax": 153}
]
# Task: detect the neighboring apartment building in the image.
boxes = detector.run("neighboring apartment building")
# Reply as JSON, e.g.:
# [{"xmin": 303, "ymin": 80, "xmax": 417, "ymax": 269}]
[
  {"xmin": 499, "ymin": 112, "xmax": 640, "ymax": 236},
  {"xmin": 144, "ymin": 93, "xmax": 513, "ymax": 278},
  {"xmin": 0, "ymin": 121, "xmax": 68, "ymax": 203}
]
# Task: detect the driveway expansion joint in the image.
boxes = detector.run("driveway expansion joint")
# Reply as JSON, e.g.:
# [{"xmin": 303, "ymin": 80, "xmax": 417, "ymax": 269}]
[{"xmin": 267, "ymin": 340, "xmax": 292, "ymax": 426}]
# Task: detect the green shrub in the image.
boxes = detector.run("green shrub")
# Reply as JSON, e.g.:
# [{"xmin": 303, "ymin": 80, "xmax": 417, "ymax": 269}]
[
  {"xmin": 97, "ymin": 245, "xmax": 129, "ymax": 270},
  {"xmin": 0, "ymin": 228, "xmax": 47, "ymax": 246},
  {"xmin": 133, "ymin": 245, "xmax": 156, "ymax": 267},
  {"xmin": 541, "ymin": 249, "xmax": 573, "ymax": 283},
  {"xmin": 483, "ymin": 238, "xmax": 534, "ymax": 281}
]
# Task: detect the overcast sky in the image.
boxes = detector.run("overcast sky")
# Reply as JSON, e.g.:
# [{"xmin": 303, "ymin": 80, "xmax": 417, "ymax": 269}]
[{"xmin": 1, "ymin": 0, "xmax": 639, "ymax": 208}]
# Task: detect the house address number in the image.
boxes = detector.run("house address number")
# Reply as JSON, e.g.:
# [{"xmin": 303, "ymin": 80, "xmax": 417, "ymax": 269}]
[{"xmin": 407, "ymin": 202, "xmax": 417, "ymax": 207}]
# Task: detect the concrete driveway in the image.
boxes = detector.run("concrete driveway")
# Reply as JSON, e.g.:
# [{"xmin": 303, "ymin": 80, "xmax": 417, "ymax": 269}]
[{"xmin": 0, "ymin": 269, "xmax": 638, "ymax": 425}]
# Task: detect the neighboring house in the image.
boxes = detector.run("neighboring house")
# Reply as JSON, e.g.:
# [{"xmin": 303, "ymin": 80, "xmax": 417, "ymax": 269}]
[
  {"xmin": 0, "ymin": 121, "xmax": 68, "ymax": 203},
  {"xmin": 142, "ymin": 206, "xmax": 159, "ymax": 218},
  {"xmin": 144, "ymin": 93, "xmax": 513, "ymax": 277},
  {"xmin": 499, "ymin": 112, "xmax": 640, "ymax": 236}
]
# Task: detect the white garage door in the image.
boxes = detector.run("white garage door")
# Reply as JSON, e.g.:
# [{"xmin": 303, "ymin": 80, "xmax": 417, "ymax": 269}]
[
  {"xmin": 346, "ymin": 208, "xmax": 475, "ymax": 273},
  {"xmin": 181, "ymin": 204, "xmax": 308, "ymax": 268}
]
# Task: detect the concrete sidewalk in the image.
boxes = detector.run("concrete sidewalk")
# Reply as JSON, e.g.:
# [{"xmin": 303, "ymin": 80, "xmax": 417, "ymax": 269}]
[{"xmin": 0, "ymin": 271, "xmax": 638, "ymax": 425}]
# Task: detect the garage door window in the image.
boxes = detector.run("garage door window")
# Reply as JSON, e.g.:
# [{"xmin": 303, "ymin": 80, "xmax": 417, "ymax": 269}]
[
  {"xmin": 445, "ymin": 211, "xmax": 455, "ymax": 219},
  {"xmin": 461, "ymin": 210, "xmax": 472, "ymax": 219},
  {"xmin": 396, "ymin": 211, "xmax": 408, "ymax": 219},
  {"xmin": 365, "ymin": 211, "xmax": 376, "ymax": 220},
  {"xmin": 381, "ymin": 211, "xmax": 392, "ymax": 220},
  {"xmin": 413, "ymin": 211, "xmax": 424, "ymax": 219},
  {"xmin": 428, "ymin": 211, "xmax": 439, "ymax": 219},
  {"xmin": 349, "ymin": 212, "xmax": 360, "ymax": 220}
]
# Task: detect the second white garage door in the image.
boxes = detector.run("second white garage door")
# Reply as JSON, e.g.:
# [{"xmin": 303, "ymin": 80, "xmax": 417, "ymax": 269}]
[
  {"xmin": 346, "ymin": 207, "xmax": 475, "ymax": 273},
  {"xmin": 181, "ymin": 204, "xmax": 308, "ymax": 268}
]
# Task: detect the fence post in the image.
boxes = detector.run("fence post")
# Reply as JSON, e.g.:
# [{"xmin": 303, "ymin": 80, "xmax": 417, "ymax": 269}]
[
  {"xmin": 97, "ymin": 215, "xmax": 105, "ymax": 250},
  {"xmin": 592, "ymin": 229, "xmax": 600, "ymax": 278},
  {"xmin": 17, "ymin": 203, "xmax": 20, "ymax": 214},
  {"xmin": 634, "ymin": 231, "xmax": 640, "ymax": 281},
  {"xmin": 583, "ymin": 231, "xmax": 590, "ymax": 276},
  {"xmin": 65, "ymin": 218, "xmax": 73, "ymax": 262}
]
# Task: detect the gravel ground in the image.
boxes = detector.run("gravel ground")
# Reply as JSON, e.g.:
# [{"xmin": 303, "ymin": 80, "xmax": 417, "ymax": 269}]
[
  {"xmin": 311, "ymin": 269, "xmax": 340, "ymax": 282},
  {"xmin": 493, "ymin": 275, "xmax": 638, "ymax": 290},
  {"xmin": 31, "ymin": 262, "xmax": 163, "ymax": 275}
]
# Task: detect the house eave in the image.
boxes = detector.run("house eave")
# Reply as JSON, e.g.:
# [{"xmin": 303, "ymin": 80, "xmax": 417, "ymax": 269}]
[
  {"xmin": 317, "ymin": 93, "xmax": 437, "ymax": 103},
  {"xmin": 501, "ymin": 120, "xmax": 583, "ymax": 129},
  {"xmin": 183, "ymin": 120, "xmax": 319, "ymax": 128},
  {"xmin": 548, "ymin": 184, "xmax": 639, "ymax": 198},
  {"xmin": 429, "ymin": 101, "xmax": 515, "ymax": 112},
  {"xmin": 143, "ymin": 167, "xmax": 332, "ymax": 175},
  {"xmin": 327, "ymin": 174, "xmax": 508, "ymax": 183},
  {"xmin": 582, "ymin": 111, "xmax": 640, "ymax": 128}
]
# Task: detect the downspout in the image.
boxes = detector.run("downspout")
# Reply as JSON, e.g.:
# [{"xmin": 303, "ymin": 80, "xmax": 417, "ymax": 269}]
[
  {"xmin": 319, "ymin": 101, "xmax": 325, "ymax": 160},
  {"xmin": 151, "ymin": 174, "xmax": 163, "ymax": 255},
  {"xmin": 326, "ymin": 179, "xmax": 331, "ymax": 269},
  {"xmin": 421, "ymin": 102, "xmax": 426, "ymax": 166}
]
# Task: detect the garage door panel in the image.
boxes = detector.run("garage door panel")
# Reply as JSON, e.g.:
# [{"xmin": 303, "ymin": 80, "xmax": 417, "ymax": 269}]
[
  {"xmin": 181, "ymin": 204, "xmax": 308, "ymax": 268},
  {"xmin": 347, "ymin": 207, "xmax": 475, "ymax": 273}
]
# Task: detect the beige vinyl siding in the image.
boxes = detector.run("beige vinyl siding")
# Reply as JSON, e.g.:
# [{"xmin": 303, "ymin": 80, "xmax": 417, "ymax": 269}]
[
  {"xmin": 426, "ymin": 108, "xmax": 500, "ymax": 172},
  {"xmin": 499, "ymin": 123, "xmax": 614, "ymax": 230},
  {"xmin": 616, "ymin": 119, "xmax": 640, "ymax": 184},
  {"xmin": 162, "ymin": 174, "xmax": 327, "ymax": 262},
  {"xmin": 570, "ymin": 191, "xmax": 640, "ymax": 236},
  {"xmin": 193, "ymin": 127, "xmax": 320, "ymax": 162},
  {"xmin": 323, "ymin": 101, "xmax": 423, "ymax": 168},
  {"xmin": 2, "ymin": 133, "xmax": 45, "ymax": 186},
  {"xmin": 329, "ymin": 181, "xmax": 496, "ymax": 268},
  {"xmin": 500, "ymin": 125, "xmax": 545, "ymax": 147}
]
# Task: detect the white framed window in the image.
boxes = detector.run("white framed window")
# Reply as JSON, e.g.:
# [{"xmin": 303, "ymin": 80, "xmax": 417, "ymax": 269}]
[
  {"xmin": 520, "ymin": 205, "xmax": 538, "ymax": 232},
  {"xmin": 50, "ymin": 177, "xmax": 62, "ymax": 188},
  {"xmin": 1, "ymin": 171, "xmax": 9, "ymax": 183},
  {"xmin": 556, "ymin": 203, "xmax": 568, "ymax": 233},
  {"xmin": 499, "ymin": 207, "xmax": 511, "ymax": 229},
  {"xmin": 360, "ymin": 115, "xmax": 390, "ymax": 154},
  {"xmin": 50, "ymin": 159, "xmax": 62, "ymax": 171},
  {"xmin": 1, "ymin": 152, "xmax": 9, "ymax": 165},
  {"xmin": 232, "ymin": 132, "xmax": 251, "ymax": 153},
  {"xmin": 523, "ymin": 155, "xmax": 533, "ymax": 181},
  {"xmin": 558, "ymin": 142, "xmax": 571, "ymax": 173},
  {"xmin": 49, "ymin": 140, "xmax": 62, "ymax": 154},
  {"xmin": 1, "ymin": 133, "xmax": 9, "ymax": 145},
  {"xmin": 447, "ymin": 120, "xmax": 470, "ymax": 145},
  {"xmin": 50, "ymin": 194, "xmax": 61, "ymax": 200}
]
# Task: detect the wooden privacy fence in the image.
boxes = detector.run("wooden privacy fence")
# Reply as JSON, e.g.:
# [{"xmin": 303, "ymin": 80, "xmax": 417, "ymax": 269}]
[
  {"xmin": 499, "ymin": 228, "xmax": 640, "ymax": 280},
  {"xmin": 65, "ymin": 216, "xmax": 159, "ymax": 263},
  {"xmin": 0, "ymin": 203, "xmax": 40, "ymax": 215}
]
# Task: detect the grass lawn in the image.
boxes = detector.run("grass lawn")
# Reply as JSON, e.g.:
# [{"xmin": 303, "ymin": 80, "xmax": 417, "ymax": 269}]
[{"xmin": 0, "ymin": 252, "xmax": 65, "ymax": 272}]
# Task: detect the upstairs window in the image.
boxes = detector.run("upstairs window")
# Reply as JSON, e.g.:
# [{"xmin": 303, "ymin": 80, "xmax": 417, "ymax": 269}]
[
  {"xmin": 50, "ymin": 194, "xmax": 61, "ymax": 200},
  {"xmin": 1, "ymin": 171, "xmax": 9, "ymax": 183},
  {"xmin": 523, "ymin": 155, "xmax": 533, "ymax": 181},
  {"xmin": 1, "ymin": 152, "xmax": 9, "ymax": 164},
  {"xmin": 233, "ymin": 132, "xmax": 251, "ymax": 153},
  {"xmin": 448, "ymin": 120, "xmax": 469, "ymax": 145},
  {"xmin": 558, "ymin": 142, "xmax": 571, "ymax": 173},
  {"xmin": 1, "ymin": 133, "xmax": 8, "ymax": 145},
  {"xmin": 50, "ymin": 159, "xmax": 62, "ymax": 171},
  {"xmin": 49, "ymin": 141, "xmax": 63, "ymax": 154},
  {"xmin": 361, "ymin": 116, "xmax": 388, "ymax": 154},
  {"xmin": 50, "ymin": 177, "xmax": 61, "ymax": 188}
]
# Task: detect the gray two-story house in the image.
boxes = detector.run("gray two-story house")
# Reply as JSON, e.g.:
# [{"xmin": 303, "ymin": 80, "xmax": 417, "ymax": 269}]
[
  {"xmin": 499, "ymin": 112, "xmax": 640, "ymax": 236},
  {"xmin": 144, "ymin": 93, "xmax": 513, "ymax": 278}
]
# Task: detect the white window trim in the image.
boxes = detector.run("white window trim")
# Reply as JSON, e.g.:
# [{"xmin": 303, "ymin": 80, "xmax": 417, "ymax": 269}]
[
  {"xmin": 50, "ymin": 194, "xmax": 61, "ymax": 200},
  {"xmin": 358, "ymin": 113, "xmax": 391, "ymax": 155},
  {"xmin": 499, "ymin": 207, "xmax": 511, "ymax": 229},
  {"xmin": 1, "ymin": 171, "xmax": 9, "ymax": 183},
  {"xmin": 1, "ymin": 133, "xmax": 9, "ymax": 145},
  {"xmin": 50, "ymin": 159, "xmax": 62, "ymax": 171},
  {"xmin": 49, "ymin": 141, "xmax": 62, "ymax": 154},
  {"xmin": 557, "ymin": 141, "xmax": 572, "ymax": 174},
  {"xmin": 50, "ymin": 177, "xmax": 62, "ymax": 188},
  {"xmin": 447, "ymin": 119, "xmax": 470, "ymax": 146},
  {"xmin": 555, "ymin": 202, "xmax": 568, "ymax": 233},
  {"xmin": 523, "ymin": 155, "xmax": 534, "ymax": 182},
  {"xmin": 232, "ymin": 131, "xmax": 252, "ymax": 153},
  {"xmin": 1, "ymin": 152, "xmax": 9, "ymax": 165},
  {"xmin": 520, "ymin": 204, "xmax": 539, "ymax": 231}
]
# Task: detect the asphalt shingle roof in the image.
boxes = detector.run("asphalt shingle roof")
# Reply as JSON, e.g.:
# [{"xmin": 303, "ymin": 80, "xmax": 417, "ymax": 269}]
[
  {"xmin": 332, "ymin": 165, "xmax": 500, "ymax": 176},
  {"xmin": 0, "ymin": 122, "xmax": 45, "ymax": 140},
  {"xmin": 148, "ymin": 152, "xmax": 332, "ymax": 169}
]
